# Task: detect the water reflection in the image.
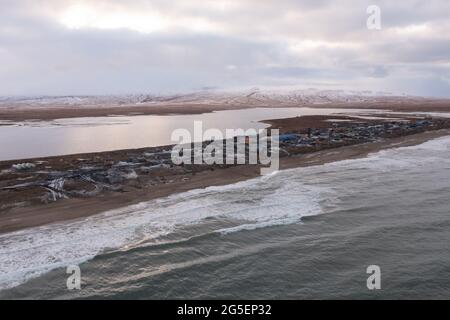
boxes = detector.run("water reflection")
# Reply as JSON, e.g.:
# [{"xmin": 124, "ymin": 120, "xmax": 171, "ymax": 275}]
[{"xmin": 0, "ymin": 107, "xmax": 374, "ymax": 161}]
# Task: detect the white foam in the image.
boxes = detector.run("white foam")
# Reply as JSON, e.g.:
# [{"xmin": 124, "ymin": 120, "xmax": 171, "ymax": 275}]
[
  {"xmin": 316, "ymin": 134, "xmax": 450, "ymax": 172},
  {"xmin": 0, "ymin": 171, "xmax": 326, "ymax": 290},
  {"xmin": 402, "ymin": 134, "xmax": 450, "ymax": 151}
]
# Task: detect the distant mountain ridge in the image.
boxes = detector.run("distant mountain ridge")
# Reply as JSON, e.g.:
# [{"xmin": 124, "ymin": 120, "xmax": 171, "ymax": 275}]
[{"xmin": 0, "ymin": 88, "xmax": 434, "ymax": 109}]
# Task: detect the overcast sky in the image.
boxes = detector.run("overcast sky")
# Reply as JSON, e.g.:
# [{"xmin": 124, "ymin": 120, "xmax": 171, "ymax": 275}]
[{"xmin": 1, "ymin": 0, "xmax": 449, "ymax": 97}]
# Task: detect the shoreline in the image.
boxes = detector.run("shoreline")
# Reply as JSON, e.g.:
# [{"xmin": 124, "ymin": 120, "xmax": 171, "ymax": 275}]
[
  {"xmin": 1, "ymin": 128, "xmax": 449, "ymax": 235},
  {"xmin": 1, "ymin": 99, "xmax": 450, "ymax": 122}
]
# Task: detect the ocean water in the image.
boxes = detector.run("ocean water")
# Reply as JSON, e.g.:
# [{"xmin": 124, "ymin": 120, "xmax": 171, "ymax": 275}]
[{"xmin": 1, "ymin": 135, "xmax": 450, "ymax": 299}]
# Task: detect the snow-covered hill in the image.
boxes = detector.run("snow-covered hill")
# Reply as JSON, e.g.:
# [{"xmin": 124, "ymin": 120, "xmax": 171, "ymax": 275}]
[{"xmin": 0, "ymin": 88, "xmax": 425, "ymax": 110}]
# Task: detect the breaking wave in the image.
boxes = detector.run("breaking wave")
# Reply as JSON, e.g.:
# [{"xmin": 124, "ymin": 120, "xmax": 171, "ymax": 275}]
[{"xmin": 0, "ymin": 171, "xmax": 325, "ymax": 290}]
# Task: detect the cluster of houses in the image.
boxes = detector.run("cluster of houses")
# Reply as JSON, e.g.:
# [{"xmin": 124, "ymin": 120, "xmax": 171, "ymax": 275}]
[{"xmin": 277, "ymin": 118, "xmax": 437, "ymax": 152}]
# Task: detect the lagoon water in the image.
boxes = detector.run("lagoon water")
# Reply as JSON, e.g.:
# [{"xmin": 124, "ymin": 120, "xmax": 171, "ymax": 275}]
[
  {"xmin": 1, "ymin": 135, "xmax": 450, "ymax": 299},
  {"xmin": 0, "ymin": 107, "xmax": 373, "ymax": 161}
]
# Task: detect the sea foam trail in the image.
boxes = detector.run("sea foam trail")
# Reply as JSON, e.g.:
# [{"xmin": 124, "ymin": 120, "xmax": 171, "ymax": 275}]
[
  {"xmin": 1, "ymin": 135, "xmax": 450, "ymax": 291},
  {"xmin": 0, "ymin": 171, "xmax": 324, "ymax": 290}
]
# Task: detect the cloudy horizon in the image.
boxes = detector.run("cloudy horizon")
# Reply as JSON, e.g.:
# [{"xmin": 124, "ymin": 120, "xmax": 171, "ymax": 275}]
[{"xmin": 1, "ymin": 0, "xmax": 449, "ymax": 97}]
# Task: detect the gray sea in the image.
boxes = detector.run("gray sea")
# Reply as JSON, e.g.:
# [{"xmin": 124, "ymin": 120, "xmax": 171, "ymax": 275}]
[{"xmin": 1, "ymin": 135, "xmax": 450, "ymax": 299}]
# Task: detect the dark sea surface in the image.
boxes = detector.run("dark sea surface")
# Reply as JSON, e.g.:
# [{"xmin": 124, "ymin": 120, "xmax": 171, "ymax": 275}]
[{"xmin": 1, "ymin": 136, "xmax": 450, "ymax": 299}]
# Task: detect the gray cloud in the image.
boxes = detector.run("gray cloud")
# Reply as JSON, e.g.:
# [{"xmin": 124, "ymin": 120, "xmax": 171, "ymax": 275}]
[{"xmin": 0, "ymin": 0, "xmax": 449, "ymax": 96}]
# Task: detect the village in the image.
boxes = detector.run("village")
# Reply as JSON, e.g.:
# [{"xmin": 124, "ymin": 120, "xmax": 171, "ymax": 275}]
[{"xmin": 0, "ymin": 115, "xmax": 449, "ymax": 211}]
